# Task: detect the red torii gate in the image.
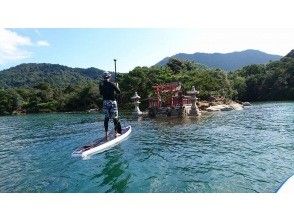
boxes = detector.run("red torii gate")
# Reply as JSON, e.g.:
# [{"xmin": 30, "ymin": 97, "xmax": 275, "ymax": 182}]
[{"xmin": 148, "ymin": 82, "xmax": 191, "ymax": 108}]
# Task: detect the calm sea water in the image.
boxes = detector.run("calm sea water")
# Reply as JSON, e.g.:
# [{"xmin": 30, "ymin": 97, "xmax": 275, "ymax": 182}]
[{"xmin": 0, "ymin": 102, "xmax": 293, "ymax": 192}]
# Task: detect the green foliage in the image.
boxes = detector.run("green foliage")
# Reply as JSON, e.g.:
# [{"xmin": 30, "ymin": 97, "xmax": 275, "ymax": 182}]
[
  {"xmin": 166, "ymin": 58, "xmax": 203, "ymax": 74},
  {"xmin": 63, "ymin": 83, "xmax": 101, "ymax": 111},
  {"xmin": 0, "ymin": 63, "xmax": 107, "ymax": 115},
  {"xmin": 0, "ymin": 63, "xmax": 104, "ymax": 89},
  {"xmin": 228, "ymin": 74, "xmax": 246, "ymax": 100},
  {"xmin": 0, "ymin": 82, "xmax": 102, "ymax": 115},
  {"xmin": 0, "ymin": 89, "xmax": 21, "ymax": 115},
  {"xmin": 231, "ymin": 56, "xmax": 294, "ymax": 101},
  {"xmin": 118, "ymin": 60, "xmax": 234, "ymax": 109},
  {"xmin": 0, "ymin": 52, "xmax": 293, "ymax": 116}
]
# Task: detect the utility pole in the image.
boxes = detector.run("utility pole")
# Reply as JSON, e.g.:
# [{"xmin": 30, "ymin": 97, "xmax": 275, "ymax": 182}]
[{"xmin": 114, "ymin": 59, "xmax": 117, "ymax": 82}]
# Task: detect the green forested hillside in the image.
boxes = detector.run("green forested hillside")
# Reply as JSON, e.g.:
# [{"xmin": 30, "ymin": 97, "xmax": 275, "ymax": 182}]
[
  {"xmin": 0, "ymin": 63, "xmax": 105, "ymax": 115},
  {"xmin": 229, "ymin": 50, "xmax": 294, "ymax": 101},
  {"xmin": 0, "ymin": 63, "xmax": 105, "ymax": 88},
  {"xmin": 0, "ymin": 50, "xmax": 293, "ymax": 116}
]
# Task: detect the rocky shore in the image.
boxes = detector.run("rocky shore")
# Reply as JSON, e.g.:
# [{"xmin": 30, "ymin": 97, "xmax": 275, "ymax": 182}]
[
  {"xmin": 205, "ymin": 102, "xmax": 243, "ymax": 112},
  {"xmin": 198, "ymin": 98, "xmax": 249, "ymax": 112}
]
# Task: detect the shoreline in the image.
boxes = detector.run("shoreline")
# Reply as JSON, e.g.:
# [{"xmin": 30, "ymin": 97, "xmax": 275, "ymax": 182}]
[{"xmin": 2, "ymin": 100, "xmax": 294, "ymax": 117}]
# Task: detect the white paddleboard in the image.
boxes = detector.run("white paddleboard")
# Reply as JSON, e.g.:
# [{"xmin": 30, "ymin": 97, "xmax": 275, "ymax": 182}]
[
  {"xmin": 72, "ymin": 125, "xmax": 131, "ymax": 158},
  {"xmin": 277, "ymin": 175, "xmax": 294, "ymax": 193}
]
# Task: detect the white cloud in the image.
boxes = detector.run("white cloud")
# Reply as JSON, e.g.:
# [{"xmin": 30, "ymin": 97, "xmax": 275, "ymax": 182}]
[
  {"xmin": 37, "ymin": 40, "xmax": 50, "ymax": 47},
  {"xmin": 0, "ymin": 28, "xmax": 32, "ymax": 63}
]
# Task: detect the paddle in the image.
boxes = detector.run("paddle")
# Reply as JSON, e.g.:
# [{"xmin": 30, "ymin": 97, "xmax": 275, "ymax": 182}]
[{"xmin": 113, "ymin": 59, "xmax": 122, "ymax": 104}]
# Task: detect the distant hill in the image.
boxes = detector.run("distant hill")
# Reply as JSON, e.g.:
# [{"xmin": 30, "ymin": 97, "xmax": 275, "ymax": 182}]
[
  {"xmin": 285, "ymin": 49, "xmax": 294, "ymax": 58},
  {"xmin": 230, "ymin": 49, "xmax": 294, "ymax": 101},
  {"xmin": 155, "ymin": 49, "xmax": 282, "ymax": 71},
  {"xmin": 0, "ymin": 63, "xmax": 106, "ymax": 88}
]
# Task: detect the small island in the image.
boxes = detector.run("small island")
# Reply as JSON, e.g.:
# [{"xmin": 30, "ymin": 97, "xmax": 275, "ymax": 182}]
[{"xmin": 131, "ymin": 82, "xmax": 245, "ymax": 118}]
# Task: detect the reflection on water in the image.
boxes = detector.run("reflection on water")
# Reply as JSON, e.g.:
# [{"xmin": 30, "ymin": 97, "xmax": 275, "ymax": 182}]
[
  {"xmin": 98, "ymin": 150, "xmax": 131, "ymax": 193},
  {"xmin": 0, "ymin": 102, "xmax": 294, "ymax": 192}
]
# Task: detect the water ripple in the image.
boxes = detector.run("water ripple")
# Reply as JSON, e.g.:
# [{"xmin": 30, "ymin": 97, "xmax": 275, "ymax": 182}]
[{"xmin": 0, "ymin": 102, "xmax": 294, "ymax": 192}]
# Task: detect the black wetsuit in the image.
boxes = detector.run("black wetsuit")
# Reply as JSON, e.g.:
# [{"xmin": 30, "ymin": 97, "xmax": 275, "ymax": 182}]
[
  {"xmin": 99, "ymin": 81, "xmax": 121, "ymax": 101},
  {"xmin": 99, "ymin": 80, "xmax": 122, "ymax": 134}
]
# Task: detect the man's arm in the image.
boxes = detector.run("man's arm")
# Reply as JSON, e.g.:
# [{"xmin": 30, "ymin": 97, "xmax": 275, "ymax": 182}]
[{"xmin": 112, "ymin": 82, "xmax": 121, "ymax": 94}]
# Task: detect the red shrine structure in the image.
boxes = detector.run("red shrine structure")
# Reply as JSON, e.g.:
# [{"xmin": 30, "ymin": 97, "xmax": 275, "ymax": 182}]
[{"xmin": 148, "ymin": 82, "xmax": 191, "ymax": 109}]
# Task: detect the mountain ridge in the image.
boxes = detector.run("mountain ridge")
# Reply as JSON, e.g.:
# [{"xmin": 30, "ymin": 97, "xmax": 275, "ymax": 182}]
[{"xmin": 155, "ymin": 49, "xmax": 282, "ymax": 71}]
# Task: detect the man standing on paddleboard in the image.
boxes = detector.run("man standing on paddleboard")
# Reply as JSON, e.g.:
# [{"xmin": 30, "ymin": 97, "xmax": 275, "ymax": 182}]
[{"xmin": 99, "ymin": 71, "xmax": 122, "ymax": 139}]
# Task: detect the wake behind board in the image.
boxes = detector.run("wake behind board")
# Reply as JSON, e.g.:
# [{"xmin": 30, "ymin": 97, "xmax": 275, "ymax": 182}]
[
  {"xmin": 277, "ymin": 174, "xmax": 294, "ymax": 193},
  {"xmin": 72, "ymin": 125, "xmax": 131, "ymax": 158}
]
